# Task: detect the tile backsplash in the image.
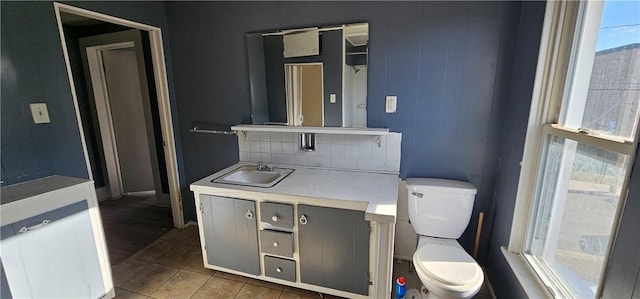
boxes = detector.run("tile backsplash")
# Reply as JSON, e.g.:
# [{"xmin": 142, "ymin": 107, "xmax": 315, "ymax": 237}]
[{"xmin": 238, "ymin": 131, "xmax": 402, "ymax": 173}]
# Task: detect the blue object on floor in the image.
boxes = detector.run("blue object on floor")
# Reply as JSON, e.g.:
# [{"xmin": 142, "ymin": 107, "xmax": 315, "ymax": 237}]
[{"xmin": 395, "ymin": 276, "xmax": 406, "ymax": 299}]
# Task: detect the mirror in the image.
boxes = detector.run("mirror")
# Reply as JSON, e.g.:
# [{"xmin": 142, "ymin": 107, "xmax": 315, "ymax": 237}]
[{"xmin": 247, "ymin": 23, "xmax": 368, "ymax": 128}]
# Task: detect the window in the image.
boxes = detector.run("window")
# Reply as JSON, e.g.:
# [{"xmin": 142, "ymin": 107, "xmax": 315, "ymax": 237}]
[{"xmin": 509, "ymin": 1, "xmax": 640, "ymax": 298}]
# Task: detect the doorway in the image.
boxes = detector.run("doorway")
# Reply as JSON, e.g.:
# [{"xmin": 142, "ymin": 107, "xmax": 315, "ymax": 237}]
[
  {"xmin": 54, "ymin": 3, "xmax": 183, "ymax": 228},
  {"xmin": 79, "ymin": 30, "xmax": 169, "ymax": 207},
  {"xmin": 284, "ymin": 63, "xmax": 324, "ymax": 126}
]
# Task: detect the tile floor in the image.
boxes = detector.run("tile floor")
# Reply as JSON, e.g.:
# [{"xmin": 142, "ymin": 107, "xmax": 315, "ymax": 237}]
[
  {"xmin": 111, "ymin": 225, "xmax": 494, "ymax": 299},
  {"xmin": 99, "ymin": 194, "xmax": 173, "ymax": 265},
  {"xmin": 111, "ymin": 225, "xmax": 343, "ymax": 299}
]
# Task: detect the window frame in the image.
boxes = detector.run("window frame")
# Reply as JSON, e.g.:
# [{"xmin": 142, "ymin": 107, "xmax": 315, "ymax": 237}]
[{"xmin": 507, "ymin": 1, "xmax": 640, "ymax": 298}]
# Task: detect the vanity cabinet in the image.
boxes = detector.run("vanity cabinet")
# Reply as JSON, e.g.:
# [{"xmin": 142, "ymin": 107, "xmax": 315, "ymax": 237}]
[
  {"xmin": 298, "ymin": 205, "xmax": 370, "ymax": 295},
  {"xmin": 195, "ymin": 196, "xmax": 374, "ymax": 297},
  {"xmin": 200, "ymin": 195, "xmax": 260, "ymax": 275},
  {"xmin": 191, "ymin": 163, "xmax": 399, "ymax": 298}
]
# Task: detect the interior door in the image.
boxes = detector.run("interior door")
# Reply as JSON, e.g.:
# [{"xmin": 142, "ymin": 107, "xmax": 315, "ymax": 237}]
[
  {"xmin": 285, "ymin": 64, "xmax": 324, "ymax": 126},
  {"xmin": 101, "ymin": 48, "xmax": 155, "ymax": 193},
  {"xmin": 300, "ymin": 64, "xmax": 323, "ymax": 127}
]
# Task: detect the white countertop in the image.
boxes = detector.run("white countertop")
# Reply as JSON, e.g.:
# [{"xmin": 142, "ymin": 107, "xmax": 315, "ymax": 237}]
[
  {"xmin": 1, "ymin": 176, "xmax": 89, "ymax": 205},
  {"xmin": 190, "ymin": 163, "xmax": 399, "ymax": 222}
]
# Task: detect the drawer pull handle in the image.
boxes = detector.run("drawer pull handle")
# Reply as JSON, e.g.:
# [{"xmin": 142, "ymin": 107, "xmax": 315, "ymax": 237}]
[
  {"xmin": 412, "ymin": 191, "xmax": 424, "ymax": 198},
  {"xmin": 245, "ymin": 210, "xmax": 254, "ymax": 220},
  {"xmin": 272, "ymin": 215, "xmax": 278, "ymax": 222},
  {"xmin": 273, "ymin": 241, "xmax": 279, "ymax": 247},
  {"xmin": 18, "ymin": 219, "xmax": 51, "ymax": 234},
  {"xmin": 299, "ymin": 214, "xmax": 308, "ymax": 225},
  {"xmin": 276, "ymin": 267, "xmax": 283, "ymax": 273}
]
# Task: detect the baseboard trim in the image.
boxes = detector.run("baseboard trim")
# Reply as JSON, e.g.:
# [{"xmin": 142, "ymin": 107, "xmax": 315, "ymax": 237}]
[{"xmin": 124, "ymin": 190, "xmax": 156, "ymax": 197}]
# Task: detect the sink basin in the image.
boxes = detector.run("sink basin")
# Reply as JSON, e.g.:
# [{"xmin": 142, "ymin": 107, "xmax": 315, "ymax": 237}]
[{"xmin": 212, "ymin": 165, "xmax": 294, "ymax": 188}]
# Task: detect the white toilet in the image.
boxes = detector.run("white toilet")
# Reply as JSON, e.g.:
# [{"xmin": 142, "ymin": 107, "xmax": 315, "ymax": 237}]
[{"xmin": 406, "ymin": 178, "xmax": 484, "ymax": 299}]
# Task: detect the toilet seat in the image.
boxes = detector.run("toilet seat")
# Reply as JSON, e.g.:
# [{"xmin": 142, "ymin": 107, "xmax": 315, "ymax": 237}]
[{"xmin": 413, "ymin": 238, "xmax": 483, "ymax": 297}]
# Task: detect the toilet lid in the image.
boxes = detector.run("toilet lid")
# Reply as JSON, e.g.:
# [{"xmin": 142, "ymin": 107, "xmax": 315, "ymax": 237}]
[{"xmin": 414, "ymin": 243, "xmax": 483, "ymax": 286}]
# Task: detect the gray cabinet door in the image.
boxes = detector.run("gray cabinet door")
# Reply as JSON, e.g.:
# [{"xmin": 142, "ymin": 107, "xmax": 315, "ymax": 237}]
[
  {"xmin": 201, "ymin": 195, "xmax": 260, "ymax": 275},
  {"xmin": 298, "ymin": 205, "xmax": 370, "ymax": 295}
]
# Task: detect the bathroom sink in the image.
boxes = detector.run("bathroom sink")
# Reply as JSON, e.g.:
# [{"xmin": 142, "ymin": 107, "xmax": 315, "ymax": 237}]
[{"xmin": 211, "ymin": 165, "xmax": 294, "ymax": 188}]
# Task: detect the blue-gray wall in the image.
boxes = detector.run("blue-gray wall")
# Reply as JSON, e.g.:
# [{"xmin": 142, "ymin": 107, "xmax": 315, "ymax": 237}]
[
  {"xmin": 1, "ymin": 2, "xmax": 90, "ymax": 184},
  {"xmin": 602, "ymin": 144, "xmax": 640, "ymax": 298},
  {"xmin": 484, "ymin": 2, "xmax": 546, "ymax": 298},
  {"xmin": 165, "ymin": 1, "xmax": 529, "ymax": 260}
]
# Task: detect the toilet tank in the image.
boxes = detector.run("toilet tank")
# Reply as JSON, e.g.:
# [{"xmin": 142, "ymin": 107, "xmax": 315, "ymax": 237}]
[{"xmin": 406, "ymin": 178, "xmax": 477, "ymax": 239}]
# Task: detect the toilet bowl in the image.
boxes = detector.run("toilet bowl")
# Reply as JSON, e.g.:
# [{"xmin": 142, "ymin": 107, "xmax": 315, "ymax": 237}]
[
  {"xmin": 413, "ymin": 237, "xmax": 483, "ymax": 299},
  {"xmin": 406, "ymin": 178, "xmax": 484, "ymax": 299}
]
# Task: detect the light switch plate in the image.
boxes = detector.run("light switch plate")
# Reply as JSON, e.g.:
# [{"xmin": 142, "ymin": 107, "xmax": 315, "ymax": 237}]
[
  {"xmin": 385, "ymin": 96, "xmax": 397, "ymax": 113},
  {"xmin": 330, "ymin": 93, "xmax": 337, "ymax": 103},
  {"xmin": 30, "ymin": 103, "xmax": 51, "ymax": 124}
]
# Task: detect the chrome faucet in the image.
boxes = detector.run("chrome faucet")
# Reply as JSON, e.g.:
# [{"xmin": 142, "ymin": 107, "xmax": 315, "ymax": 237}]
[{"xmin": 256, "ymin": 164, "xmax": 273, "ymax": 171}]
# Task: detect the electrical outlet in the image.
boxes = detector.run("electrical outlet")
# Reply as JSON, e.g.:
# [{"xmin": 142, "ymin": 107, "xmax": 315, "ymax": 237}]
[
  {"xmin": 30, "ymin": 103, "xmax": 50, "ymax": 124},
  {"xmin": 385, "ymin": 96, "xmax": 397, "ymax": 113},
  {"xmin": 330, "ymin": 93, "xmax": 337, "ymax": 103}
]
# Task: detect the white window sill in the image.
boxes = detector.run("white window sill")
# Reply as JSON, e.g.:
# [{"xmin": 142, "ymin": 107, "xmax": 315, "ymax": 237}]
[{"xmin": 501, "ymin": 246, "xmax": 553, "ymax": 299}]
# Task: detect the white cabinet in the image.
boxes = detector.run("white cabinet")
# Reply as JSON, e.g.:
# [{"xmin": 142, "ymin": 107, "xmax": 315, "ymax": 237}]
[{"xmin": 0, "ymin": 176, "xmax": 113, "ymax": 299}]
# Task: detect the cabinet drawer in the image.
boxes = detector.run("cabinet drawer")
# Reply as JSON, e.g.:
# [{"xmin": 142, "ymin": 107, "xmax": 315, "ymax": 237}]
[
  {"xmin": 264, "ymin": 256, "xmax": 296, "ymax": 282},
  {"xmin": 260, "ymin": 202, "xmax": 294, "ymax": 229},
  {"xmin": 260, "ymin": 230, "xmax": 294, "ymax": 258}
]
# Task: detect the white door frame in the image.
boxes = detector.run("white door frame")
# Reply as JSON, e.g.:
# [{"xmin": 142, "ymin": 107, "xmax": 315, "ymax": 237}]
[
  {"xmin": 53, "ymin": 3, "xmax": 185, "ymax": 228},
  {"xmin": 85, "ymin": 42, "xmax": 134, "ymax": 200}
]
